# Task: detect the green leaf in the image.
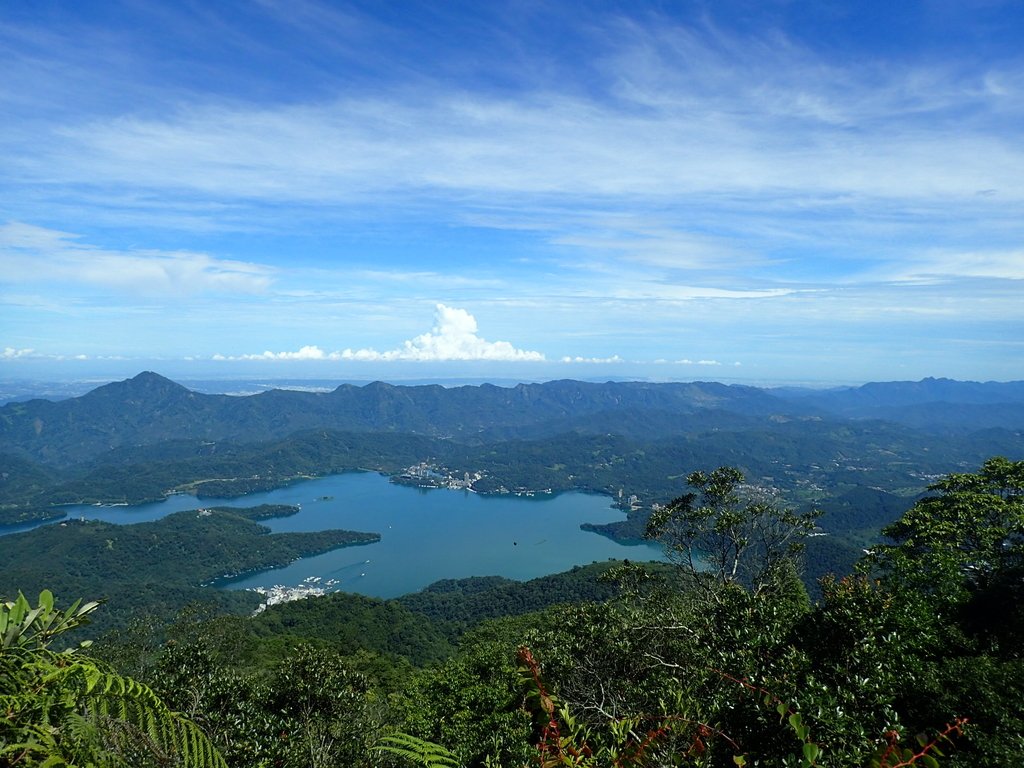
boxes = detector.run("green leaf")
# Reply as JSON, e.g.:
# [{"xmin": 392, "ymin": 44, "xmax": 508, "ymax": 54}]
[{"xmin": 802, "ymin": 742, "xmax": 820, "ymax": 765}]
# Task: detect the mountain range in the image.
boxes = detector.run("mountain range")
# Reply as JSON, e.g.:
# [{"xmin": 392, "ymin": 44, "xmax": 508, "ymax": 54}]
[{"xmin": 4, "ymin": 372, "xmax": 1024, "ymax": 469}]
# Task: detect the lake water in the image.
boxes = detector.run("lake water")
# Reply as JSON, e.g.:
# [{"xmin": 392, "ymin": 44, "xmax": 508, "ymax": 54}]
[{"xmin": 13, "ymin": 472, "xmax": 663, "ymax": 598}]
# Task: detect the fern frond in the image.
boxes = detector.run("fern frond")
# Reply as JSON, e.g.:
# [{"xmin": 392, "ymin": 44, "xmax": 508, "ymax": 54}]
[
  {"xmin": 3, "ymin": 591, "xmax": 227, "ymax": 768},
  {"xmin": 376, "ymin": 732, "xmax": 461, "ymax": 767},
  {"xmin": 35, "ymin": 659, "xmax": 228, "ymax": 768}
]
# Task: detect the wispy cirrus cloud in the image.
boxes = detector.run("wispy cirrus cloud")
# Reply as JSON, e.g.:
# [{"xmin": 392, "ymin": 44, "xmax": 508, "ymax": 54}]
[
  {"xmin": 0, "ymin": 221, "xmax": 273, "ymax": 296},
  {"xmin": 3, "ymin": 14, "xmax": 1014, "ymax": 319},
  {"xmin": 874, "ymin": 249, "xmax": 1024, "ymax": 284},
  {"xmin": 8, "ymin": 19, "xmax": 1020, "ymax": 235},
  {"xmin": 3, "ymin": 10, "xmax": 1021, "ymax": 297},
  {"xmin": 32, "ymin": 81, "xmax": 1021, "ymax": 215}
]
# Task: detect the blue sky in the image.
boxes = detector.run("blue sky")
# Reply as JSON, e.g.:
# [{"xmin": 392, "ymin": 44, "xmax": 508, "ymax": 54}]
[{"xmin": 2, "ymin": 0, "xmax": 1022, "ymax": 385}]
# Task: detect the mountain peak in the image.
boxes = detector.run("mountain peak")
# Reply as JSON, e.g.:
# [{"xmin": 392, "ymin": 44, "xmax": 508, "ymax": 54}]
[
  {"xmin": 132, "ymin": 371, "xmax": 175, "ymax": 385},
  {"xmin": 85, "ymin": 371, "xmax": 192, "ymax": 401}
]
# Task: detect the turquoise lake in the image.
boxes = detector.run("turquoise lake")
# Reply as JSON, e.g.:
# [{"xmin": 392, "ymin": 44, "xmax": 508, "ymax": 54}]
[{"xmin": 19, "ymin": 472, "xmax": 663, "ymax": 598}]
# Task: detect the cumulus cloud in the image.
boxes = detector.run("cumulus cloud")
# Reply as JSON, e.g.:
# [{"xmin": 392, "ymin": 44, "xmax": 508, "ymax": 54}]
[
  {"xmin": 217, "ymin": 304, "xmax": 546, "ymax": 363},
  {"xmin": 0, "ymin": 347, "xmax": 93, "ymax": 361},
  {"xmin": 2, "ymin": 347, "xmax": 36, "ymax": 359},
  {"xmin": 560, "ymin": 355, "xmax": 625, "ymax": 364},
  {"xmin": 226, "ymin": 345, "xmax": 335, "ymax": 361},
  {"xmin": 340, "ymin": 304, "xmax": 545, "ymax": 362}
]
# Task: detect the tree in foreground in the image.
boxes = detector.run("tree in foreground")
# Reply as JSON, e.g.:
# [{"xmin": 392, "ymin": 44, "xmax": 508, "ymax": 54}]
[
  {"xmin": 0, "ymin": 590, "xmax": 226, "ymax": 768},
  {"xmin": 645, "ymin": 465, "xmax": 820, "ymax": 599},
  {"xmin": 499, "ymin": 465, "xmax": 983, "ymax": 766},
  {"xmin": 860, "ymin": 456, "xmax": 1024, "ymax": 765}
]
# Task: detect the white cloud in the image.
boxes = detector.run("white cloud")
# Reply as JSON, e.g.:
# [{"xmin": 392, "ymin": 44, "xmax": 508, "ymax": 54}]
[
  {"xmin": 10, "ymin": 20, "xmax": 1020, "ymax": 261},
  {"xmin": 602, "ymin": 284, "xmax": 795, "ymax": 301},
  {"xmin": 880, "ymin": 249, "xmax": 1024, "ymax": 283},
  {"xmin": 2, "ymin": 347, "xmax": 35, "ymax": 359},
  {"xmin": 0, "ymin": 347, "xmax": 93, "ymax": 361},
  {"xmin": 0, "ymin": 222, "xmax": 274, "ymax": 296},
  {"xmin": 231, "ymin": 345, "xmax": 335, "ymax": 361},
  {"xmin": 42, "ymin": 66, "xmax": 1023, "ymax": 211},
  {"xmin": 217, "ymin": 304, "xmax": 546, "ymax": 363},
  {"xmin": 342, "ymin": 304, "xmax": 545, "ymax": 362},
  {"xmin": 560, "ymin": 355, "xmax": 625, "ymax": 364}
]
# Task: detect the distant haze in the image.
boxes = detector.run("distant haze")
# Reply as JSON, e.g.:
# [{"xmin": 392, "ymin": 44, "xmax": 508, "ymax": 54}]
[{"xmin": 0, "ymin": 369, "xmax": 905, "ymax": 406}]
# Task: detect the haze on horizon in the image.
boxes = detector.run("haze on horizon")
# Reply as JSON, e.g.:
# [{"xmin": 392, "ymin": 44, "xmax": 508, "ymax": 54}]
[{"xmin": 2, "ymin": 1, "xmax": 1023, "ymax": 386}]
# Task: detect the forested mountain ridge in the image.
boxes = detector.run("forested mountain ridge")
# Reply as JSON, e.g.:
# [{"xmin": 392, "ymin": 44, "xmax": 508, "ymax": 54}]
[
  {"xmin": 774, "ymin": 376, "xmax": 1024, "ymax": 430},
  {"xmin": 777, "ymin": 375, "xmax": 1024, "ymax": 409},
  {"xmin": 1, "ymin": 372, "xmax": 813, "ymax": 466},
  {"xmin": 4, "ymin": 371, "xmax": 1023, "ymax": 468},
  {"xmin": 3, "ymin": 373, "xmax": 1022, "ymax": 544}
]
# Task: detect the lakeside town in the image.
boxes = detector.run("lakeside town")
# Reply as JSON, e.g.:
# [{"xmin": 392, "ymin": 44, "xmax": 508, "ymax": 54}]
[
  {"xmin": 394, "ymin": 461, "xmax": 549, "ymax": 496},
  {"xmin": 249, "ymin": 576, "xmax": 343, "ymax": 614},
  {"xmin": 394, "ymin": 461, "xmax": 646, "ymax": 511}
]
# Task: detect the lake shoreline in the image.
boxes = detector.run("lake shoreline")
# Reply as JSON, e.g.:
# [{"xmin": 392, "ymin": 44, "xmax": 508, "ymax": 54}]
[{"xmin": 7, "ymin": 472, "xmax": 664, "ymax": 599}]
